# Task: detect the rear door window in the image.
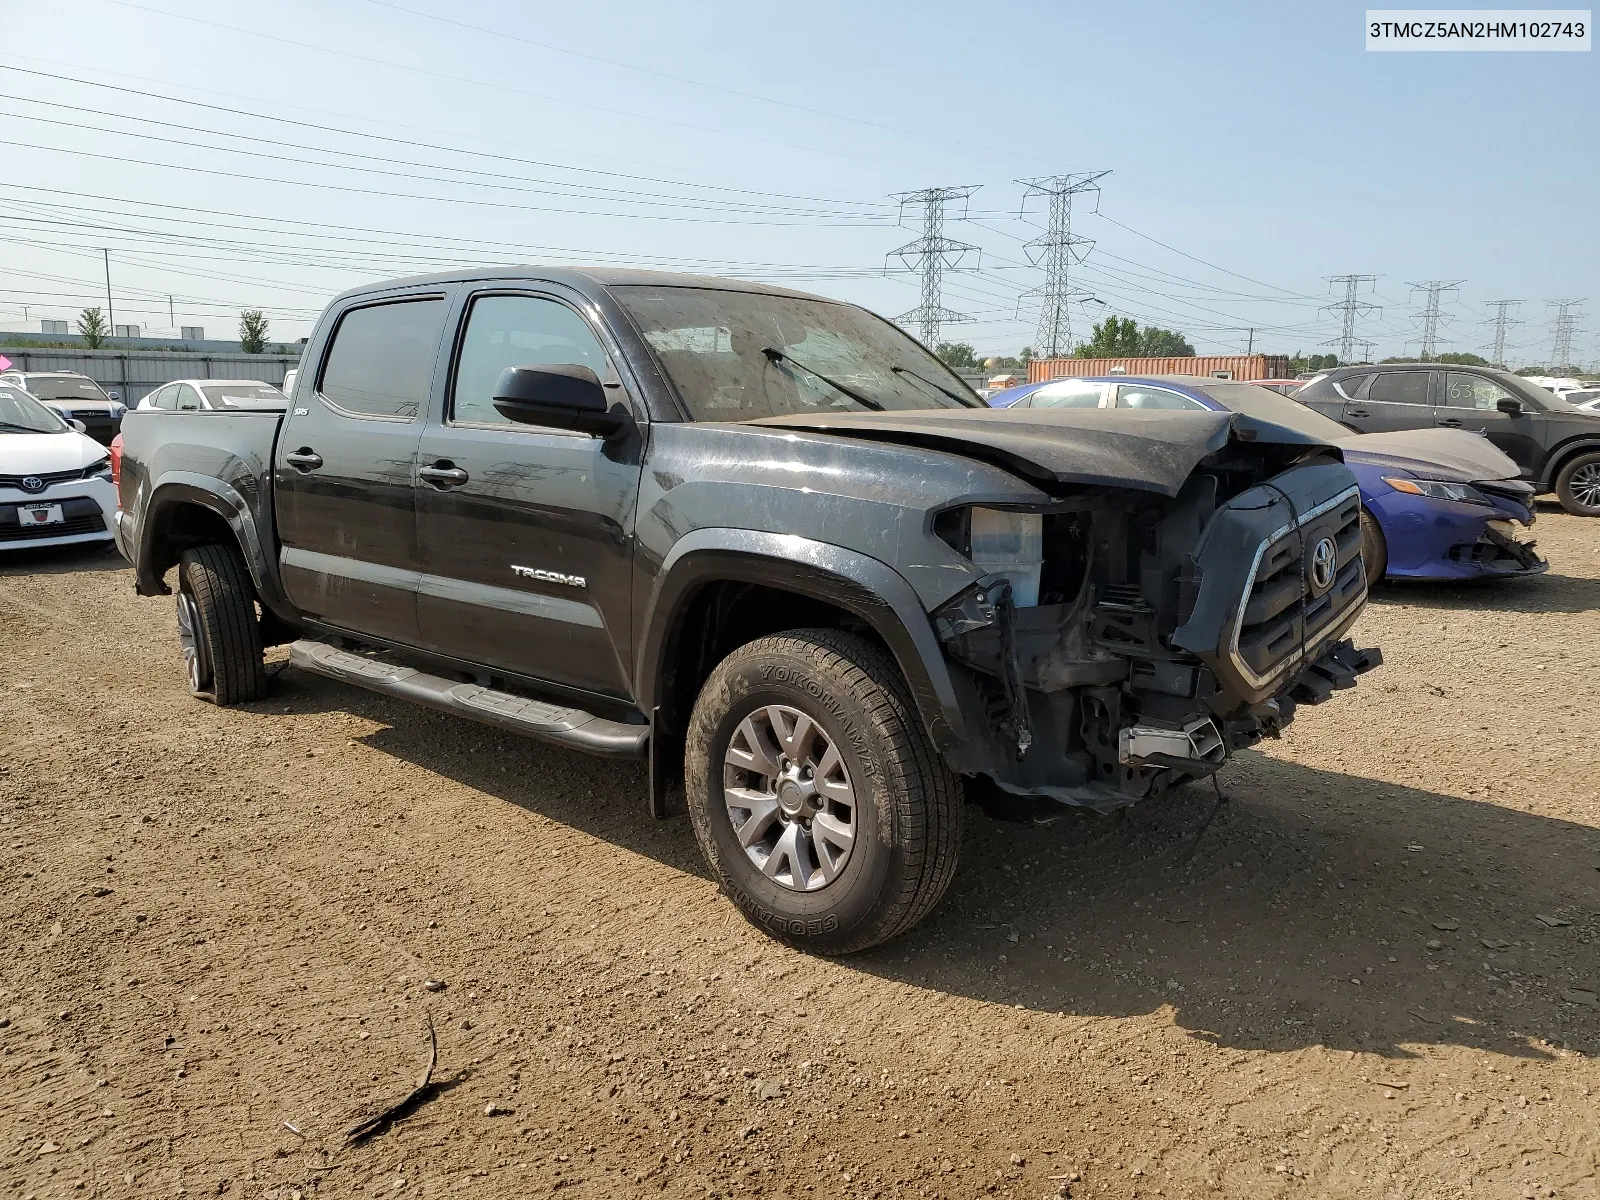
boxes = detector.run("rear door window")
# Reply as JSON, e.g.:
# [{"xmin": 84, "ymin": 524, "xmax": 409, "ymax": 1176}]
[
  {"xmin": 318, "ymin": 298, "xmax": 447, "ymax": 419},
  {"xmin": 1025, "ymin": 380, "xmax": 1106, "ymax": 409},
  {"xmin": 1332, "ymin": 374, "xmax": 1369, "ymax": 401},
  {"xmin": 1115, "ymin": 384, "xmax": 1206, "ymax": 410},
  {"xmin": 1366, "ymin": 372, "xmax": 1431, "ymax": 405}
]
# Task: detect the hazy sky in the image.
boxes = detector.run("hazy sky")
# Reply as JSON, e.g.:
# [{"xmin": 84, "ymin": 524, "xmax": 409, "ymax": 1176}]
[{"xmin": 1, "ymin": 0, "xmax": 1595, "ymax": 363}]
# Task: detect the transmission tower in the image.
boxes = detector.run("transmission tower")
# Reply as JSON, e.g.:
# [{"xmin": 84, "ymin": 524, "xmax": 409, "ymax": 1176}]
[
  {"xmin": 1482, "ymin": 300, "xmax": 1523, "ymax": 367},
  {"xmin": 1014, "ymin": 171, "xmax": 1110, "ymax": 358},
  {"xmin": 886, "ymin": 186, "xmax": 981, "ymax": 348},
  {"xmin": 1407, "ymin": 280, "xmax": 1463, "ymax": 360},
  {"xmin": 1546, "ymin": 299, "xmax": 1585, "ymax": 370},
  {"xmin": 1322, "ymin": 275, "xmax": 1381, "ymax": 363}
]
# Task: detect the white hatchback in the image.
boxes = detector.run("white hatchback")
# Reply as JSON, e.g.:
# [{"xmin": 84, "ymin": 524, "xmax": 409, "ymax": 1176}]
[{"xmin": 0, "ymin": 383, "xmax": 117, "ymax": 551}]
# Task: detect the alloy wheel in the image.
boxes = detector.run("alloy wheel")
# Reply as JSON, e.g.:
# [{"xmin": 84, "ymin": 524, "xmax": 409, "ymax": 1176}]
[
  {"xmin": 722, "ymin": 704, "xmax": 857, "ymax": 892},
  {"xmin": 176, "ymin": 589, "xmax": 207, "ymax": 692},
  {"xmin": 1571, "ymin": 462, "xmax": 1600, "ymax": 511}
]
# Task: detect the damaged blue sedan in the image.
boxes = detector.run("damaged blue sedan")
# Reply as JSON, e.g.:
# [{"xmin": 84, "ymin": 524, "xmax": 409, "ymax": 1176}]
[{"xmin": 989, "ymin": 375, "xmax": 1547, "ymax": 584}]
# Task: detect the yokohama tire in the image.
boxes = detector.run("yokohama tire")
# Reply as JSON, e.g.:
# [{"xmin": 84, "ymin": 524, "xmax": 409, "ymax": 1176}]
[
  {"xmin": 177, "ymin": 544, "xmax": 268, "ymax": 706},
  {"xmin": 1554, "ymin": 451, "xmax": 1600, "ymax": 517},
  {"xmin": 684, "ymin": 629, "xmax": 964, "ymax": 954},
  {"xmin": 1359, "ymin": 507, "xmax": 1387, "ymax": 586}
]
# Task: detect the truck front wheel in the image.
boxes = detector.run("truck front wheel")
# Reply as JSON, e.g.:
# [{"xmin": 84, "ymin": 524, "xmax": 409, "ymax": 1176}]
[
  {"xmin": 684, "ymin": 629, "xmax": 964, "ymax": 954},
  {"xmin": 176, "ymin": 544, "xmax": 268, "ymax": 705}
]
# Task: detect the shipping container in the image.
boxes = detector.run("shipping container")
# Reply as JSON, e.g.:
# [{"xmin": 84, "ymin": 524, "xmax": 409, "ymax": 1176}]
[{"xmin": 1028, "ymin": 354, "xmax": 1291, "ymax": 384}]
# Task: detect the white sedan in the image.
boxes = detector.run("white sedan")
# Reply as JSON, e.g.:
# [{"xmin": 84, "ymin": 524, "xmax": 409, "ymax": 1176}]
[
  {"xmin": 0, "ymin": 383, "xmax": 117, "ymax": 551},
  {"xmin": 136, "ymin": 379, "xmax": 287, "ymax": 411}
]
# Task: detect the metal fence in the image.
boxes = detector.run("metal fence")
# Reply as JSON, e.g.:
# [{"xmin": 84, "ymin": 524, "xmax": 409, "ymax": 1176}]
[{"xmin": 0, "ymin": 347, "xmax": 302, "ymax": 405}]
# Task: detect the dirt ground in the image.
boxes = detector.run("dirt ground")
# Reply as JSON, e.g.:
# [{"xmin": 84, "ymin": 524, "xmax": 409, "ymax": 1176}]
[{"xmin": 2, "ymin": 511, "xmax": 1598, "ymax": 1200}]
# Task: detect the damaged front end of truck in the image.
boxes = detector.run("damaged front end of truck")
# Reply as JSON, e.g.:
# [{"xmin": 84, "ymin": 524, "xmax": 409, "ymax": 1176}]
[
  {"xmin": 765, "ymin": 406, "xmax": 1379, "ymax": 812},
  {"xmin": 930, "ymin": 412, "xmax": 1379, "ymax": 810}
]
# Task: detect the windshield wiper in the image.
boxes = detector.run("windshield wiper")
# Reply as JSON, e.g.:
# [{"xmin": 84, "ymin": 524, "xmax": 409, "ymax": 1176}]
[
  {"xmin": 762, "ymin": 348, "xmax": 883, "ymax": 412},
  {"xmin": 0, "ymin": 421, "xmax": 48, "ymax": 433},
  {"xmin": 892, "ymin": 364, "xmax": 979, "ymax": 407}
]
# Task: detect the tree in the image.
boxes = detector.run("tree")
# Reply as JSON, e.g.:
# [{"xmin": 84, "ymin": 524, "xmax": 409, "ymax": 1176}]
[
  {"xmin": 1137, "ymin": 326, "xmax": 1195, "ymax": 356},
  {"xmin": 1433, "ymin": 351, "xmax": 1489, "ymax": 366},
  {"xmin": 1019, "ymin": 346, "xmax": 1035, "ymax": 366},
  {"xmin": 239, "ymin": 310, "xmax": 269, "ymax": 354},
  {"xmin": 1072, "ymin": 316, "xmax": 1142, "ymax": 357},
  {"xmin": 935, "ymin": 342, "xmax": 977, "ymax": 370},
  {"xmin": 77, "ymin": 307, "xmax": 108, "ymax": 350},
  {"xmin": 1305, "ymin": 353, "xmax": 1340, "ymax": 371}
]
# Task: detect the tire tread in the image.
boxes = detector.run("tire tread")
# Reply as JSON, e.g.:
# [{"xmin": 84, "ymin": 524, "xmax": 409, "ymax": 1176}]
[{"xmin": 180, "ymin": 543, "xmax": 267, "ymax": 705}]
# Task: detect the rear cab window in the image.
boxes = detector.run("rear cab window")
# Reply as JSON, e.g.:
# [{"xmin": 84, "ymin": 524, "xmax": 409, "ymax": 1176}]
[{"xmin": 318, "ymin": 298, "xmax": 448, "ymax": 420}]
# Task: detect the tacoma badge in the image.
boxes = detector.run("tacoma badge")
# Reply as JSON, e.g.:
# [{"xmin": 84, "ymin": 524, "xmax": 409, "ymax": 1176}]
[{"xmin": 511, "ymin": 564, "xmax": 587, "ymax": 589}]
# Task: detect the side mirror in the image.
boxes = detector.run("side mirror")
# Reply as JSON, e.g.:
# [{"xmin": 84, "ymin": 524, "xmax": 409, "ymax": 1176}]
[
  {"xmin": 69, "ymin": 418, "xmax": 88, "ymax": 433},
  {"xmin": 106, "ymin": 390, "xmax": 122, "ymax": 402},
  {"xmin": 492, "ymin": 365, "xmax": 628, "ymax": 437},
  {"xmin": 1496, "ymin": 398, "xmax": 1523, "ymax": 416}
]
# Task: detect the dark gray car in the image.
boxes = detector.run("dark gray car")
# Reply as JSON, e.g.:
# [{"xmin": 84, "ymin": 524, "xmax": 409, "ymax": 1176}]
[{"xmin": 1297, "ymin": 363, "xmax": 1600, "ymax": 515}]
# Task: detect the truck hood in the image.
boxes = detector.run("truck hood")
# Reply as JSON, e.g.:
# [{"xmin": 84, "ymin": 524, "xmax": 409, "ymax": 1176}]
[
  {"xmin": 1336, "ymin": 428, "xmax": 1521, "ymax": 483},
  {"xmin": 750, "ymin": 407, "xmax": 1335, "ymax": 497}
]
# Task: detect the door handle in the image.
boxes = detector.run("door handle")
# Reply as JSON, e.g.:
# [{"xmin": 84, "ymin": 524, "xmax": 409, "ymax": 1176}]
[
  {"xmin": 285, "ymin": 449, "xmax": 323, "ymax": 472},
  {"xmin": 1346, "ymin": 408, "xmax": 1369, "ymax": 418},
  {"xmin": 419, "ymin": 463, "xmax": 470, "ymax": 488},
  {"xmin": 1437, "ymin": 417, "xmax": 1463, "ymax": 428}
]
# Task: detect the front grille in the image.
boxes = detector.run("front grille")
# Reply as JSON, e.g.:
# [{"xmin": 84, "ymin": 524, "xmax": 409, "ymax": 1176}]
[
  {"xmin": 0, "ymin": 467, "xmax": 89, "ymax": 492},
  {"xmin": 1233, "ymin": 488, "xmax": 1365, "ymax": 686},
  {"xmin": 1, "ymin": 498, "xmax": 107, "ymax": 542}
]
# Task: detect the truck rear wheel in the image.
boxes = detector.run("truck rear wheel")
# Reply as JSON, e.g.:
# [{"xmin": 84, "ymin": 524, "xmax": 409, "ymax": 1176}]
[
  {"xmin": 684, "ymin": 629, "xmax": 963, "ymax": 954},
  {"xmin": 177, "ymin": 544, "xmax": 268, "ymax": 705}
]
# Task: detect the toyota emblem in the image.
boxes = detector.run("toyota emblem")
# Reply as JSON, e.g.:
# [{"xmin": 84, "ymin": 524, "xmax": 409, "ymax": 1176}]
[
  {"xmin": 1308, "ymin": 536, "xmax": 1338, "ymax": 593},
  {"xmin": 20, "ymin": 476, "xmax": 45, "ymax": 494}
]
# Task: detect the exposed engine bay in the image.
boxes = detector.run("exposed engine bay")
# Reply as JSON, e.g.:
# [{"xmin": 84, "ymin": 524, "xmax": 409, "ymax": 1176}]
[{"xmin": 927, "ymin": 439, "xmax": 1380, "ymax": 810}]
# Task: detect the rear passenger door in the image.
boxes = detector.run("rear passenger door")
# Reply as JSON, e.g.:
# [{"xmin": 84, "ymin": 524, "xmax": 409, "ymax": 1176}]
[
  {"xmin": 1345, "ymin": 370, "xmax": 1434, "ymax": 433},
  {"xmin": 275, "ymin": 293, "xmax": 449, "ymax": 645},
  {"xmin": 411, "ymin": 287, "xmax": 644, "ymax": 698}
]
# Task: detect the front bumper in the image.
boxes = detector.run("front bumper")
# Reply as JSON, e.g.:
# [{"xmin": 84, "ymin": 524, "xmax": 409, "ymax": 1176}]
[
  {"xmin": 0, "ymin": 478, "xmax": 117, "ymax": 550},
  {"xmin": 1370, "ymin": 489, "xmax": 1547, "ymax": 581}
]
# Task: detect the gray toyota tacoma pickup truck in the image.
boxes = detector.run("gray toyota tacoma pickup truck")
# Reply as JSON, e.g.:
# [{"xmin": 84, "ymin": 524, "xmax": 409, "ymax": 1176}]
[{"xmin": 117, "ymin": 268, "xmax": 1379, "ymax": 952}]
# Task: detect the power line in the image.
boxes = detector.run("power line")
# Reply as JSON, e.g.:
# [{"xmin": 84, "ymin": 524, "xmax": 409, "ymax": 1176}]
[
  {"xmin": 1483, "ymin": 300, "xmax": 1523, "ymax": 367},
  {"xmin": 355, "ymin": 0, "xmax": 1040, "ymax": 164},
  {"xmin": 887, "ymin": 187, "xmax": 981, "ymax": 348},
  {"xmin": 1014, "ymin": 172, "xmax": 1109, "ymax": 358},
  {"xmin": 98, "ymin": 0, "xmax": 949, "ymax": 174},
  {"xmin": 1322, "ymin": 275, "xmax": 1381, "ymax": 363},
  {"xmin": 1407, "ymin": 280, "xmax": 1463, "ymax": 360}
]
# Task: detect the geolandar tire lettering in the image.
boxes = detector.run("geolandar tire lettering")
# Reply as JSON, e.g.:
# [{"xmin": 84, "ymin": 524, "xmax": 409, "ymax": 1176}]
[{"xmin": 683, "ymin": 628, "xmax": 963, "ymax": 955}]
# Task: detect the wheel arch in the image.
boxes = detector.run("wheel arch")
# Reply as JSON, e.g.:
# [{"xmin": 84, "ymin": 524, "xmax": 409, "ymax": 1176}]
[
  {"xmin": 637, "ymin": 531, "xmax": 971, "ymax": 759},
  {"xmin": 1539, "ymin": 437, "xmax": 1600, "ymax": 492},
  {"xmin": 135, "ymin": 475, "xmax": 288, "ymax": 618}
]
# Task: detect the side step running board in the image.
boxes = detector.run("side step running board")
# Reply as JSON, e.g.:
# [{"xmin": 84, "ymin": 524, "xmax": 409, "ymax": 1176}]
[{"xmin": 288, "ymin": 640, "xmax": 649, "ymax": 758}]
